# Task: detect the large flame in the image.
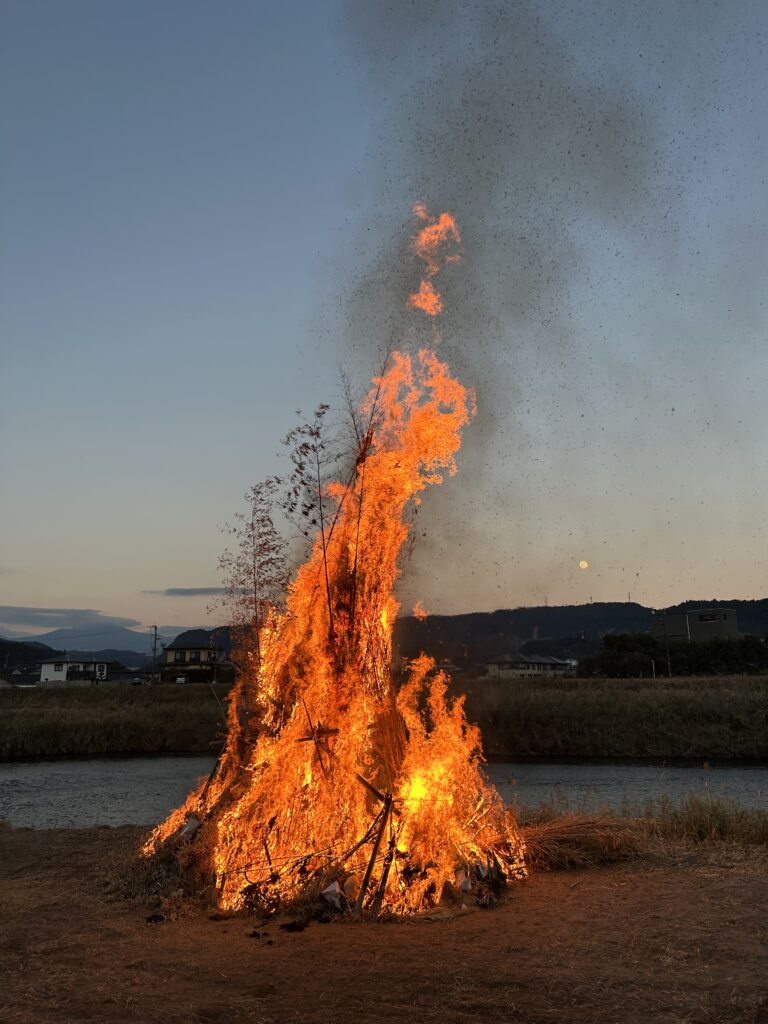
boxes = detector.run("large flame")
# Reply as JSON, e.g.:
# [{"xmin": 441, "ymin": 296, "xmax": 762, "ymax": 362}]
[{"xmin": 144, "ymin": 209, "xmax": 525, "ymax": 916}]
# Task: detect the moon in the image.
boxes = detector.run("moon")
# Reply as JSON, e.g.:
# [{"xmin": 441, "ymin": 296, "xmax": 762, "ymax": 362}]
[{"xmin": 579, "ymin": 559, "xmax": 589, "ymax": 570}]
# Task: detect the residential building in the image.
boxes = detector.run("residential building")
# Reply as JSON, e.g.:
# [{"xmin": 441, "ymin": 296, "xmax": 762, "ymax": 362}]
[
  {"xmin": 39, "ymin": 657, "xmax": 108, "ymax": 685},
  {"xmin": 485, "ymin": 654, "xmax": 575, "ymax": 679},
  {"xmin": 161, "ymin": 627, "xmax": 232, "ymax": 684}
]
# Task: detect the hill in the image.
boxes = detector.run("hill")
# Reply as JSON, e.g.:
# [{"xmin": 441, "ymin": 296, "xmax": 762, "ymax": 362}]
[
  {"xmin": 0, "ymin": 637, "xmax": 62, "ymax": 684},
  {"xmin": 65, "ymin": 649, "xmax": 151, "ymax": 668},
  {"xmin": 0, "ymin": 637, "xmax": 149, "ymax": 680},
  {"xmin": 393, "ymin": 598, "xmax": 768, "ymax": 665}
]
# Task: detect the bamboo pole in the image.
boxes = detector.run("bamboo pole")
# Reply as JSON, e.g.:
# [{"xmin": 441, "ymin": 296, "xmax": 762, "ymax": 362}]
[
  {"xmin": 353, "ymin": 794, "xmax": 393, "ymax": 919},
  {"xmin": 370, "ymin": 827, "xmax": 397, "ymax": 920}
]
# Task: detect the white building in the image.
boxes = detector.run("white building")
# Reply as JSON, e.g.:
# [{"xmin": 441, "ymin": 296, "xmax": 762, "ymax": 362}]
[
  {"xmin": 39, "ymin": 657, "xmax": 108, "ymax": 686},
  {"xmin": 485, "ymin": 654, "xmax": 575, "ymax": 679}
]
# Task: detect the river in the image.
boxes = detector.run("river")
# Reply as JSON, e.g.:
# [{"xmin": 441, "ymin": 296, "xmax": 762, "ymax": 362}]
[{"xmin": 0, "ymin": 755, "xmax": 766, "ymax": 829}]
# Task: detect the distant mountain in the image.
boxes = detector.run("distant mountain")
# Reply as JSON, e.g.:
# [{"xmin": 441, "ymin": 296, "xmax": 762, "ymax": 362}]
[
  {"xmin": 65, "ymin": 649, "xmax": 151, "ymax": 668},
  {"xmin": 5, "ymin": 626, "xmax": 193, "ymax": 655}
]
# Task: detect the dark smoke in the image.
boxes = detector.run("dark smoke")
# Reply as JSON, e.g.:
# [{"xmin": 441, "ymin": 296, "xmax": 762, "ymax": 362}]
[
  {"xmin": 343, "ymin": 0, "xmax": 657, "ymax": 354},
  {"xmin": 340, "ymin": 0, "xmax": 663, "ymax": 609}
]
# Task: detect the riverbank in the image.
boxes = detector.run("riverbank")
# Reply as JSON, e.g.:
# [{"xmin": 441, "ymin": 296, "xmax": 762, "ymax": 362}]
[
  {"xmin": 0, "ymin": 684, "xmax": 228, "ymax": 758},
  {"xmin": 456, "ymin": 674, "xmax": 768, "ymax": 760},
  {"xmin": 1, "ymin": 820, "xmax": 766, "ymax": 1024},
  {"xmin": 1, "ymin": 676, "xmax": 767, "ymax": 760}
]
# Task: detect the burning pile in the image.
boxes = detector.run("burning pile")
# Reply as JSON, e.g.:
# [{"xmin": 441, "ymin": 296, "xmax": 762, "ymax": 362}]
[{"xmin": 144, "ymin": 208, "xmax": 526, "ymax": 917}]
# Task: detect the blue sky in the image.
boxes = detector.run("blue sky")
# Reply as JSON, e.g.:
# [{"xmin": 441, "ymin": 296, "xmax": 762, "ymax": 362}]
[{"xmin": 2, "ymin": 0, "xmax": 767, "ymax": 640}]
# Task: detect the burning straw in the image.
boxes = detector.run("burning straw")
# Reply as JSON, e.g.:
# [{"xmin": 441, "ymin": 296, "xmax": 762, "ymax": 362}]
[{"xmin": 143, "ymin": 208, "xmax": 527, "ymax": 917}]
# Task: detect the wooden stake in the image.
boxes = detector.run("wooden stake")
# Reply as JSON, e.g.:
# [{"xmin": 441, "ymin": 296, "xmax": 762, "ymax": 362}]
[
  {"xmin": 370, "ymin": 827, "xmax": 396, "ymax": 921},
  {"xmin": 353, "ymin": 794, "xmax": 392, "ymax": 920}
]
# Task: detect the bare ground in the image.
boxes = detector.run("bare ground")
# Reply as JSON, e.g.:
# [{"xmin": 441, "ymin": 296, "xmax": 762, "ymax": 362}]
[{"xmin": 1, "ymin": 825, "xmax": 766, "ymax": 1024}]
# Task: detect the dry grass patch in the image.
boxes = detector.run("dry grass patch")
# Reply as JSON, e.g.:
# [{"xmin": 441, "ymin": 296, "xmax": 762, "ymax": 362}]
[
  {"xmin": 516, "ymin": 793, "xmax": 768, "ymax": 874},
  {"xmin": 520, "ymin": 812, "xmax": 648, "ymax": 870}
]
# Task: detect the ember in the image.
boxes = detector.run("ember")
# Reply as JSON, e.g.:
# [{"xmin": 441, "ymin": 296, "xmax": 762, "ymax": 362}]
[{"xmin": 144, "ymin": 207, "xmax": 526, "ymax": 917}]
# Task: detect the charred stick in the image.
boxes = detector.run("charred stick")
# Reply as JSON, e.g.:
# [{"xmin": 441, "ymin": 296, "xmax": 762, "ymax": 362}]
[
  {"xmin": 354, "ymin": 771, "xmax": 386, "ymax": 804},
  {"xmin": 354, "ymin": 772, "xmax": 401, "ymax": 818},
  {"xmin": 199, "ymin": 738, "xmax": 227, "ymax": 804},
  {"xmin": 353, "ymin": 793, "xmax": 393, "ymax": 920},
  {"xmin": 339, "ymin": 808, "xmax": 384, "ymax": 864},
  {"xmin": 324, "ymin": 344, "xmax": 390, "ymax": 552},
  {"xmin": 370, "ymin": 827, "xmax": 397, "ymax": 921},
  {"xmin": 349, "ymin": 425, "xmax": 375, "ymax": 642},
  {"xmin": 313, "ymin": 443, "xmax": 336, "ymax": 645}
]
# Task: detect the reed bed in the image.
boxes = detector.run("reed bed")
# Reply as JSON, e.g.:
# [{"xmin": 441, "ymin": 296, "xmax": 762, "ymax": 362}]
[
  {"xmin": 0, "ymin": 684, "xmax": 229, "ymax": 758},
  {"xmin": 1, "ymin": 675, "xmax": 767, "ymax": 759},
  {"xmin": 456, "ymin": 675, "xmax": 768, "ymax": 759},
  {"xmin": 645, "ymin": 793, "xmax": 768, "ymax": 844}
]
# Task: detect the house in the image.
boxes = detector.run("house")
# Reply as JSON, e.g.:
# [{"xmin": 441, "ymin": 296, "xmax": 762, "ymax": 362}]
[
  {"xmin": 39, "ymin": 656, "xmax": 108, "ymax": 685},
  {"xmin": 651, "ymin": 608, "xmax": 739, "ymax": 644},
  {"xmin": 161, "ymin": 627, "xmax": 232, "ymax": 684},
  {"xmin": 485, "ymin": 653, "xmax": 575, "ymax": 679}
]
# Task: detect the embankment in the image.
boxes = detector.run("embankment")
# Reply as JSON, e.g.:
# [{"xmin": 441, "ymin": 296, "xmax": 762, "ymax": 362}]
[
  {"xmin": 457, "ymin": 675, "xmax": 768, "ymax": 760},
  {"xmin": 1, "ymin": 675, "xmax": 767, "ymax": 760},
  {"xmin": 0, "ymin": 684, "xmax": 228, "ymax": 758}
]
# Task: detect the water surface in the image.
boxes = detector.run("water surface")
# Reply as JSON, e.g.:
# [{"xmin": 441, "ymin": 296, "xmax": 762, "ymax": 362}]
[
  {"xmin": 0, "ymin": 756, "xmax": 216, "ymax": 828},
  {"xmin": 0, "ymin": 755, "xmax": 766, "ymax": 829},
  {"xmin": 486, "ymin": 760, "xmax": 768, "ymax": 814}
]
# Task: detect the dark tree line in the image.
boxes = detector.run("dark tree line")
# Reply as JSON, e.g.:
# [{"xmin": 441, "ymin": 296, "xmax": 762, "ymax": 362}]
[{"xmin": 578, "ymin": 633, "xmax": 768, "ymax": 677}]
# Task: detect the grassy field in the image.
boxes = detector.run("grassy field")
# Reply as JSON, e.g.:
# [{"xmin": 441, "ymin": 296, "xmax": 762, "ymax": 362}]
[
  {"xmin": 0, "ymin": 684, "xmax": 229, "ymax": 758},
  {"xmin": 454, "ymin": 674, "xmax": 768, "ymax": 760},
  {"xmin": 1, "ymin": 675, "xmax": 767, "ymax": 759}
]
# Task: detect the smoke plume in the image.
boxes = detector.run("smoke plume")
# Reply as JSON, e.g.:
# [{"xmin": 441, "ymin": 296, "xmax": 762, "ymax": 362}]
[{"xmin": 340, "ymin": 0, "xmax": 663, "ymax": 610}]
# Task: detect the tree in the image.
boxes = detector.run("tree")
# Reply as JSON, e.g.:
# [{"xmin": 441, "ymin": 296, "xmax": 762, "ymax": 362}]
[
  {"xmin": 217, "ymin": 476, "xmax": 287, "ymax": 672},
  {"xmin": 281, "ymin": 404, "xmax": 338, "ymax": 642}
]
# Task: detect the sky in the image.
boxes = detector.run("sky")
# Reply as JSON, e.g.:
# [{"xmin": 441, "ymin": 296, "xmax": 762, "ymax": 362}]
[{"xmin": 1, "ymin": 0, "xmax": 767, "ymax": 642}]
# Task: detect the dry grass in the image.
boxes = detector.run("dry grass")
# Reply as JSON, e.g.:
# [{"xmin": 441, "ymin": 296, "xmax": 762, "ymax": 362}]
[
  {"xmin": 517, "ymin": 792, "xmax": 768, "ymax": 872},
  {"xmin": 520, "ymin": 813, "xmax": 647, "ymax": 869},
  {"xmin": 453, "ymin": 674, "xmax": 768, "ymax": 758},
  {"xmin": 3, "ymin": 675, "xmax": 767, "ymax": 758},
  {"xmin": 0, "ymin": 683, "xmax": 229, "ymax": 757},
  {"xmin": 646, "ymin": 793, "xmax": 768, "ymax": 845}
]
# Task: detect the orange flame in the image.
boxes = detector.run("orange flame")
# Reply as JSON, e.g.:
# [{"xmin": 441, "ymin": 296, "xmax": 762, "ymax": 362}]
[
  {"xmin": 412, "ymin": 600, "xmax": 428, "ymax": 621},
  {"xmin": 407, "ymin": 280, "xmax": 443, "ymax": 316},
  {"xmin": 144, "ymin": 211, "xmax": 525, "ymax": 917},
  {"xmin": 407, "ymin": 204, "xmax": 461, "ymax": 316}
]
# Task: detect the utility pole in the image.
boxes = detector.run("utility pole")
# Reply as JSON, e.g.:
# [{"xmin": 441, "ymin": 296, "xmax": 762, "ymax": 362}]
[
  {"xmin": 150, "ymin": 624, "xmax": 159, "ymax": 684},
  {"xmin": 662, "ymin": 611, "xmax": 672, "ymax": 678}
]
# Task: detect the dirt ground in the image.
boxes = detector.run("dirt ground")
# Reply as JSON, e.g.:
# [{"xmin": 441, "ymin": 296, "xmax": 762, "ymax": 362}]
[{"xmin": 1, "ymin": 825, "xmax": 766, "ymax": 1024}]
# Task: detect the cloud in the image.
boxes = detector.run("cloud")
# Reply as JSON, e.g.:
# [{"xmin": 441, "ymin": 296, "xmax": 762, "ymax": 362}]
[
  {"xmin": 0, "ymin": 606, "xmax": 141, "ymax": 630},
  {"xmin": 143, "ymin": 587, "xmax": 226, "ymax": 597}
]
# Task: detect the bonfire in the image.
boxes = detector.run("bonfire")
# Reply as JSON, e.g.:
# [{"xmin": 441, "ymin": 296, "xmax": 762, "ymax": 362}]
[{"xmin": 144, "ymin": 207, "xmax": 527, "ymax": 917}]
